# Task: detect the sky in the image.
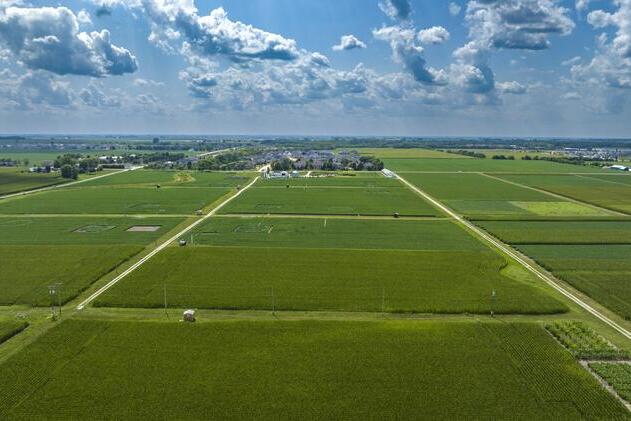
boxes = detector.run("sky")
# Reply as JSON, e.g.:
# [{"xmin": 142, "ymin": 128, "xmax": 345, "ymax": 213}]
[{"xmin": 0, "ymin": 0, "xmax": 630, "ymax": 137}]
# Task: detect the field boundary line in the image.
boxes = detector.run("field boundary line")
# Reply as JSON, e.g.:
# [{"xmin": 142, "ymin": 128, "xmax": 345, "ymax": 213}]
[
  {"xmin": 394, "ymin": 170, "xmax": 631, "ymax": 341},
  {"xmin": 0, "ymin": 167, "xmax": 141, "ymax": 201},
  {"xmin": 575, "ymin": 173, "xmax": 631, "ymax": 188},
  {"xmin": 478, "ymin": 172, "xmax": 625, "ymax": 217},
  {"xmin": 76, "ymin": 176, "xmax": 260, "ymax": 310}
]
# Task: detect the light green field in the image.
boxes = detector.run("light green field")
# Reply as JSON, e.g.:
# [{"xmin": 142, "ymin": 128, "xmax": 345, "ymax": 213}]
[
  {"xmin": 0, "ymin": 186, "xmax": 232, "ymax": 215},
  {"xmin": 0, "ymin": 319, "xmax": 625, "ymax": 420},
  {"xmin": 499, "ymin": 174, "xmax": 631, "ymax": 215},
  {"xmin": 348, "ymin": 148, "xmax": 463, "ymax": 159},
  {"xmin": 518, "ymin": 244, "xmax": 631, "ymax": 320},
  {"xmin": 0, "ymin": 168, "xmax": 67, "ymax": 196},
  {"xmin": 385, "ymin": 158, "xmax": 606, "ymax": 173},
  {"xmin": 189, "ymin": 217, "xmax": 487, "ymax": 251},
  {"xmin": 96, "ymin": 246, "xmax": 566, "ymax": 314},
  {"xmin": 221, "ymin": 183, "xmax": 441, "ymax": 217},
  {"xmin": 510, "ymin": 201, "xmax": 609, "ymax": 217},
  {"xmin": 478, "ymin": 221, "xmax": 631, "ymax": 245}
]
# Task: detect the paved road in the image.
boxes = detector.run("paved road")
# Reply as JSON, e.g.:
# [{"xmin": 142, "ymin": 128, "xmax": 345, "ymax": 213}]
[{"xmin": 394, "ymin": 170, "xmax": 631, "ymax": 341}]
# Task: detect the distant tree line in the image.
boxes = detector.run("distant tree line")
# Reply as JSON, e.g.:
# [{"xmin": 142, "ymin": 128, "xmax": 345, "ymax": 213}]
[{"xmin": 446, "ymin": 150, "xmax": 486, "ymax": 159}]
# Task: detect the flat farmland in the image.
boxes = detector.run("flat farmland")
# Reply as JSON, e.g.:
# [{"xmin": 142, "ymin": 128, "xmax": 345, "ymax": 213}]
[
  {"xmin": 499, "ymin": 174, "xmax": 631, "ymax": 215},
  {"xmin": 0, "ymin": 216, "xmax": 184, "ymax": 245},
  {"xmin": 82, "ymin": 170, "xmax": 253, "ymax": 188},
  {"xmin": 189, "ymin": 217, "xmax": 487, "ymax": 251},
  {"xmin": 588, "ymin": 174, "xmax": 631, "ymax": 185},
  {"xmin": 349, "ymin": 148, "xmax": 462, "ymax": 158},
  {"xmin": 0, "ymin": 320, "xmax": 27, "ymax": 345},
  {"xmin": 96, "ymin": 246, "xmax": 566, "ymax": 314},
  {"xmin": 0, "ymin": 168, "xmax": 67, "ymax": 195},
  {"xmin": 518, "ymin": 244, "xmax": 631, "ymax": 319},
  {"xmin": 262, "ymin": 173, "xmax": 402, "ymax": 187},
  {"xmin": 399, "ymin": 173, "xmax": 605, "ymax": 217},
  {"xmin": 221, "ymin": 181, "xmax": 440, "ymax": 216},
  {"xmin": 0, "ymin": 319, "xmax": 625, "ymax": 420},
  {"xmin": 0, "ymin": 216, "xmax": 185, "ymax": 306},
  {"xmin": 383, "ymin": 158, "xmax": 606, "ymax": 173},
  {"xmin": 477, "ymin": 221, "xmax": 631, "ymax": 245},
  {"xmin": 0, "ymin": 186, "xmax": 232, "ymax": 215}
]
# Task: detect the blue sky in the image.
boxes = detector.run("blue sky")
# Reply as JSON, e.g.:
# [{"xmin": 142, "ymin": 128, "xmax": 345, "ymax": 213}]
[{"xmin": 0, "ymin": 0, "xmax": 630, "ymax": 137}]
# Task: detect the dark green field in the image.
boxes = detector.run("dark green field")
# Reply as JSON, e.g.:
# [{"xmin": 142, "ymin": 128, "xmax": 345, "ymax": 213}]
[
  {"xmin": 81, "ymin": 170, "xmax": 253, "ymax": 188},
  {"xmin": 188, "ymin": 217, "xmax": 485, "ymax": 250},
  {"xmin": 518, "ymin": 245, "xmax": 631, "ymax": 319},
  {"xmin": 399, "ymin": 173, "xmax": 605, "ymax": 217},
  {"xmin": 499, "ymin": 174, "xmax": 631, "ymax": 215},
  {"xmin": 0, "ymin": 168, "xmax": 67, "ymax": 196},
  {"xmin": 221, "ymin": 181, "xmax": 440, "ymax": 216},
  {"xmin": 0, "ymin": 319, "xmax": 625, "ymax": 420},
  {"xmin": 96, "ymin": 246, "xmax": 566, "ymax": 314},
  {"xmin": 0, "ymin": 320, "xmax": 27, "ymax": 345},
  {"xmin": 477, "ymin": 221, "xmax": 631, "ymax": 244},
  {"xmin": 0, "ymin": 186, "xmax": 232, "ymax": 215},
  {"xmin": 0, "ymin": 216, "xmax": 184, "ymax": 245},
  {"xmin": 0, "ymin": 216, "xmax": 185, "ymax": 306}
]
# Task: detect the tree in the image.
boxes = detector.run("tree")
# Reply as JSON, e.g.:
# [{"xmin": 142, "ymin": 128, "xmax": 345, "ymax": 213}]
[
  {"xmin": 23, "ymin": 158, "xmax": 30, "ymax": 167},
  {"xmin": 153, "ymin": 137, "xmax": 160, "ymax": 144},
  {"xmin": 61, "ymin": 164, "xmax": 79, "ymax": 180}
]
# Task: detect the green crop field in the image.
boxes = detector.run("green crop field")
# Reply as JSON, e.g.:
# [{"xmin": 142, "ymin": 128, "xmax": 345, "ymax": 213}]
[
  {"xmin": 590, "ymin": 363, "xmax": 631, "ymax": 403},
  {"xmin": 0, "ymin": 320, "xmax": 27, "ymax": 345},
  {"xmin": 348, "ymin": 148, "xmax": 463, "ymax": 159},
  {"xmin": 221, "ymin": 183, "xmax": 440, "ymax": 216},
  {"xmin": 96, "ymin": 246, "xmax": 566, "ymax": 314},
  {"xmin": 589, "ymin": 174, "xmax": 631, "ymax": 185},
  {"xmin": 477, "ymin": 221, "xmax": 631, "ymax": 244},
  {"xmin": 398, "ymin": 173, "xmax": 603, "ymax": 217},
  {"xmin": 82, "ymin": 170, "xmax": 253, "ymax": 188},
  {"xmin": 189, "ymin": 217, "xmax": 487, "ymax": 251},
  {"xmin": 383, "ymin": 158, "xmax": 607, "ymax": 173},
  {"xmin": 499, "ymin": 174, "xmax": 631, "ymax": 215},
  {"xmin": 0, "ymin": 216, "xmax": 184, "ymax": 245},
  {"xmin": 0, "ymin": 168, "xmax": 67, "ymax": 196},
  {"xmin": 0, "ymin": 319, "xmax": 625, "ymax": 420},
  {"xmin": 0, "ymin": 186, "xmax": 233, "ymax": 215},
  {"xmin": 0, "ymin": 216, "xmax": 185, "ymax": 306},
  {"xmin": 518, "ymin": 245, "xmax": 631, "ymax": 319},
  {"xmin": 0, "ymin": 245, "xmax": 142, "ymax": 306}
]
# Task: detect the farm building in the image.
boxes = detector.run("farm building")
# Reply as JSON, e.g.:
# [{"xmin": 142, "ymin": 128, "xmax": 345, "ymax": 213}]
[{"xmin": 608, "ymin": 165, "xmax": 629, "ymax": 171}]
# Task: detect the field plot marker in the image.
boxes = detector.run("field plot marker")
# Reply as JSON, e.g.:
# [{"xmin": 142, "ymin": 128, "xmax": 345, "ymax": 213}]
[
  {"xmin": 76, "ymin": 176, "xmax": 260, "ymax": 310},
  {"xmin": 394, "ymin": 170, "xmax": 631, "ymax": 341}
]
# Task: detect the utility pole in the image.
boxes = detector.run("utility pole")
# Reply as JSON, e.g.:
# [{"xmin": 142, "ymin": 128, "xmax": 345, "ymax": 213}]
[{"xmin": 491, "ymin": 289, "xmax": 496, "ymax": 318}]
